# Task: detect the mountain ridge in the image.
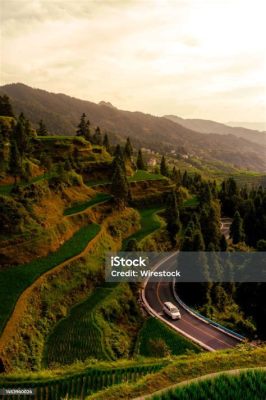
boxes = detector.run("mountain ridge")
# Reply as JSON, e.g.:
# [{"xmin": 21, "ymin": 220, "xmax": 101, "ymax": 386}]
[
  {"xmin": 1, "ymin": 83, "xmax": 266, "ymax": 172},
  {"xmin": 164, "ymin": 114, "xmax": 266, "ymax": 146}
]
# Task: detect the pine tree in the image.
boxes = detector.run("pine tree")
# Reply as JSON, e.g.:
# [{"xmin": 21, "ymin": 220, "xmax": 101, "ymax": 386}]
[
  {"xmin": 0, "ymin": 95, "xmax": 14, "ymax": 117},
  {"xmin": 230, "ymin": 211, "xmax": 245, "ymax": 244},
  {"xmin": 112, "ymin": 144, "xmax": 125, "ymax": 172},
  {"xmin": 165, "ymin": 191, "xmax": 180, "ymax": 245},
  {"xmin": 92, "ymin": 126, "xmax": 102, "ymax": 145},
  {"xmin": 136, "ymin": 149, "xmax": 146, "ymax": 170},
  {"xmin": 9, "ymin": 138, "xmax": 20, "ymax": 183},
  {"xmin": 160, "ymin": 155, "xmax": 168, "ymax": 176},
  {"xmin": 103, "ymin": 133, "xmax": 110, "ymax": 153},
  {"xmin": 13, "ymin": 113, "xmax": 32, "ymax": 165},
  {"xmin": 193, "ymin": 229, "xmax": 205, "ymax": 251},
  {"xmin": 181, "ymin": 222, "xmax": 195, "ymax": 251},
  {"xmin": 84, "ymin": 120, "xmax": 91, "ymax": 141},
  {"xmin": 124, "ymin": 137, "xmax": 133, "ymax": 159},
  {"xmin": 125, "ymin": 238, "xmax": 138, "ymax": 251},
  {"xmin": 200, "ymin": 203, "xmax": 221, "ymax": 249},
  {"xmin": 110, "ymin": 163, "xmax": 129, "ymax": 208},
  {"xmin": 37, "ymin": 120, "xmax": 48, "ymax": 136},
  {"xmin": 182, "ymin": 171, "xmax": 189, "ymax": 187},
  {"xmin": 220, "ymin": 234, "xmax": 228, "ymax": 251},
  {"xmin": 172, "ymin": 166, "xmax": 182, "ymax": 185},
  {"xmin": 76, "ymin": 113, "xmax": 91, "ymax": 141}
]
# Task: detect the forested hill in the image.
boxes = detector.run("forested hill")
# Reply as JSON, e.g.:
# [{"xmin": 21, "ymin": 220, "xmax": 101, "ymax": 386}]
[
  {"xmin": 164, "ymin": 114, "xmax": 266, "ymax": 146},
  {"xmin": 1, "ymin": 83, "xmax": 266, "ymax": 172}
]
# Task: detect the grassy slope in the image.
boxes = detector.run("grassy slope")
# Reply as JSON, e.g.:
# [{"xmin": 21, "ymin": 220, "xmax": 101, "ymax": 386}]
[
  {"xmin": 86, "ymin": 170, "xmax": 166, "ymax": 187},
  {"xmin": 0, "ymin": 173, "xmax": 53, "ymax": 195},
  {"xmin": 44, "ymin": 287, "xmax": 114, "ymax": 366},
  {"xmin": 0, "ymin": 361, "xmax": 166, "ymax": 399},
  {"xmin": 87, "ymin": 346, "xmax": 266, "ymax": 400},
  {"xmin": 64, "ymin": 193, "xmax": 111, "ymax": 215},
  {"xmin": 122, "ymin": 207, "xmax": 163, "ymax": 249},
  {"xmin": 0, "ymin": 223, "xmax": 100, "ymax": 335},
  {"xmin": 136, "ymin": 317, "xmax": 200, "ymax": 357},
  {"xmin": 149, "ymin": 369, "xmax": 266, "ymax": 400},
  {"xmin": 128, "ymin": 170, "xmax": 166, "ymax": 182}
]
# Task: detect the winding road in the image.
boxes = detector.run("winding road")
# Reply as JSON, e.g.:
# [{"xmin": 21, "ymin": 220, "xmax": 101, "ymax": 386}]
[{"xmin": 143, "ymin": 218, "xmax": 242, "ymax": 351}]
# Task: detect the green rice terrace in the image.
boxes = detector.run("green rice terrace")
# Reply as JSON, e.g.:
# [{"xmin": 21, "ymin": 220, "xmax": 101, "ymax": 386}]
[
  {"xmin": 86, "ymin": 169, "xmax": 166, "ymax": 187},
  {"xmin": 122, "ymin": 207, "xmax": 163, "ymax": 249},
  {"xmin": 0, "ymin": 360, "xmax": 166, "ymax": 400},
  {"xmin": 148, "ymin": 369, "xmax": 266, "ymax": 400},
  {"xmin": 64, "ymin": 193, "xmax": 111, "ymax": 215},
  {"xmin": 44, "ymin": 286, "xmax": 115, "ymax": 366},
  {"xmin": 0, "ymin": 224, "xmax": 100, "ymax": 334}
]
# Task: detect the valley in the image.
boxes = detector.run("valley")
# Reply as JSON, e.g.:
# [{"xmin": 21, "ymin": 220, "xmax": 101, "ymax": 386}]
[{"xmin": 0, "ymin": 93, "xmax": 265, "ymax": 399}]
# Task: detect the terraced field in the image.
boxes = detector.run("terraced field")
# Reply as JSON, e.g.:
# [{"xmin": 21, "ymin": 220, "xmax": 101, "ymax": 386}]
[
  {"xmin": 0, "ymin": 223, "xmax": 100, "ymax": 335},
  {"xmin": 64, "ymin": 193, "xmax": 111, "ymax": 215},
  {"xmin": 0, "ymin": 362, "xmax": 165, "ymax": 400},
  {"xmin": 0, "ymin": 173, "xmax": 53, "ymax": 196},
  {"xmin": 44, "ymin": 287, "xmax": 114, "ymax": 366},
  {"xmin": 136, "ymin": 317, "xmax": 200, "ymax": 357},
  {"xmin": 122, "ymin": 207, "xmax": 163, "ymax": 249},
  {"xmin": 86, "ymin": 170, "xmax": 166, "ymax": 187},
  {"xmin": 128, "ymin": 170, "xmax": 166, "ymax": 182},
  {"xmin": 149, "ymin": 369, "xmax": 266, "ymax": 400},
  {"xmin": 87, "ymin": 346, "xmax": 266, "ymax": 400}
]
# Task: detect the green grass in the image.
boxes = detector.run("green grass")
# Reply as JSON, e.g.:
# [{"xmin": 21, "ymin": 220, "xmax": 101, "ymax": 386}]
[
  {"xmin": 128, "ymin": 170, "xmax": 166, "ymax": 182},
  {"xmin": 151, "ymin": 370, "xmax": 266, "ymax": 400},
  {"xmin": 136, "ymin": 317, "xmax": 200, "ymax": 357},
  {"xmin": 122, "ymin": 207, "xmax": 163, "ymax": 249},
  {"xmin": 44, "ymin": 287, "xmax": 114, "ymax": 366},
  {"xmin": 0, "ymin": 223, "xmax": 100, "ymax": 335},
  {"xmin": 85, "ymin": 170, "xmax": 166, "ymax": 187},
  {"xmin": 183, "ymin": 196, "xmax": 199, "ymax": 208},
  {"xmin": 87, "ymin": 346, "xmax": 266, "ymax": 400},
  {"xmin": 0, "ymin": 362, "xmax": 165, "ymax": 400},
  {"xmin": 0, "ymin": 173, "xmax": 54, "ymax": 195},
  {"xmin": 64, "ymin": 193, "xmax": 112, "ymax": 216},
  {"xmin": 37, "ymin": 135, "xmax": 86, "ymax": 143}
]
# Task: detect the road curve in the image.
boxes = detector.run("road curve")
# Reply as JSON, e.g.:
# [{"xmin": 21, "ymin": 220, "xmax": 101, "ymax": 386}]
[{"xmin": 143, "ymin": 254, "xmax": 241, "ymax": 351}]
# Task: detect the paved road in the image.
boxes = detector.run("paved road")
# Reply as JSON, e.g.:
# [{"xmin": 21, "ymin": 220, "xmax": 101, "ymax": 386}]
[{"xmin": 144, "ymin": 254, "xmax": 241, "ymax": 351}]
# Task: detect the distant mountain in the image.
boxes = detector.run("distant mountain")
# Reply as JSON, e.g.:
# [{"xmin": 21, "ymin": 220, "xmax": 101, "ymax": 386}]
[
  {"xmin": 227, "ymin": 121, "xmax": 266, "ymax": 132},
  {"xmin": 1, "ymin": 83, "xmax": 266, "ymax": 172},
  {"xmin": 164, "ymin": 115, "xmax": 266, "ymax": 146}
]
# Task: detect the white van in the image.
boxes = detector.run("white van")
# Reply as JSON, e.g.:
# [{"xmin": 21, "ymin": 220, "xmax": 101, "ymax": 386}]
[{"xmin": 163, "ymin": 302, "xmax": 181, "ymax": 320}]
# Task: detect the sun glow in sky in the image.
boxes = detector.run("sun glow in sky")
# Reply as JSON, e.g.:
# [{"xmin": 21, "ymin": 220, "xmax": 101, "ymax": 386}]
[{"xmin": 1, "ymin": 0, "xmax": 265, "ymax": 122}]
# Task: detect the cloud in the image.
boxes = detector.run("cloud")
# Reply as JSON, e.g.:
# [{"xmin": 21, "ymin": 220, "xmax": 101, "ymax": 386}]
[{"xmin": 0, "ymin": 0, "xmax": 265, "ymax": 122}]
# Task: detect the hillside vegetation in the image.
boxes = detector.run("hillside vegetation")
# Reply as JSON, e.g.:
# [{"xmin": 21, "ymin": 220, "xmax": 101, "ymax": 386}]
[
  {"xmin": 87, "ymin": 346, "xmax": 266, "ymax": 400},
  {"xmin": 148, "ymin": 369, "xmax": 266, "ymax": 400},
  {"xmin": 0, "ymin": 93, "xmax": 265, "ymax": 400},
  {"xmin": 1, "ymin": 83, "xmax": 266, "ymax": 171}
]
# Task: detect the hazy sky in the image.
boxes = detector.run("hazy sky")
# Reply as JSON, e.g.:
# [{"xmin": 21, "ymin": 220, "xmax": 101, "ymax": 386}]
[{"xmin": 1, "ymin": 0, "xmax": 265, "ymax": 122}]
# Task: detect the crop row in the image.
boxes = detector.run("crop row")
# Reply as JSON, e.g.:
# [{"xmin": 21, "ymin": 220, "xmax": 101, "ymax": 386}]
[
  {"xmin": 44, "ymin": 287, "xmax": 114, "ymax": 366},
  {"xmin": 0, "ymin": 223, "xmax": 100, "ymax": 334},
  {"xmin": 64, "ymin": 193, "xmax": 111, "ymax": 216},
  {"xmin": 150, "ymin": 369, "xmax": 266, "ymax": 400},
  {"xmin": 0, "ymin": 363, "xmax": 164, "ymax": 400}
]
